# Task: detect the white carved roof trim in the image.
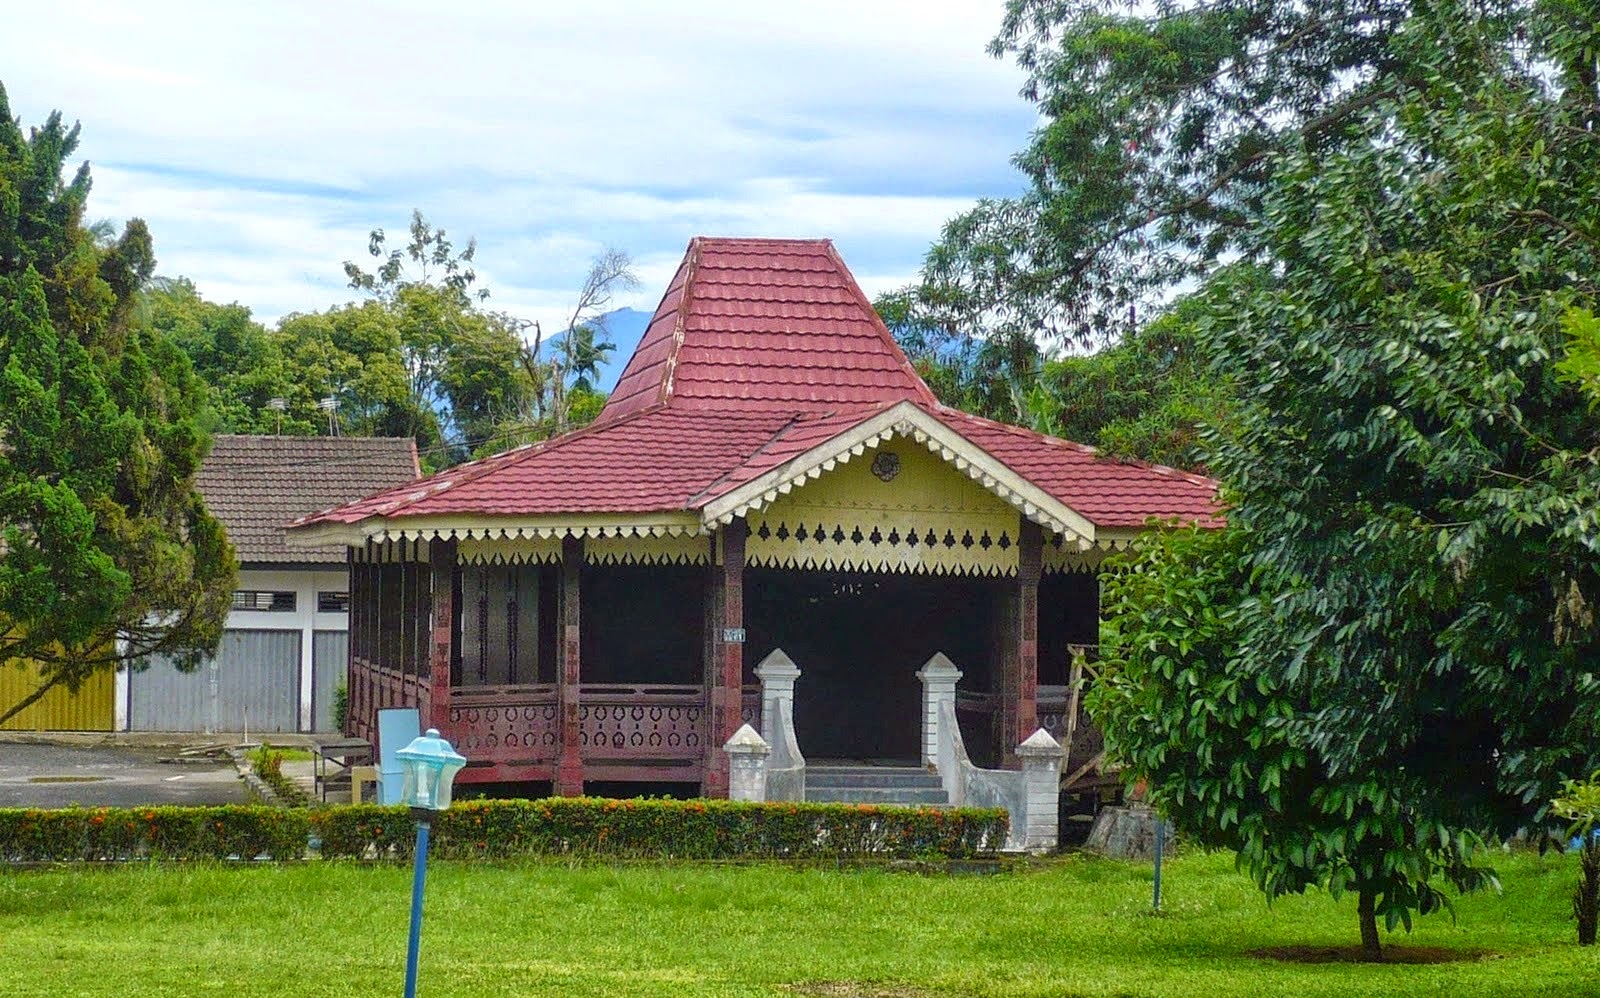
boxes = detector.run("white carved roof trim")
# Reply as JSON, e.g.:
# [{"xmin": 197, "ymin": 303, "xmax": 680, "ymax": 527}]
[{"xmin": 699, "ymin": 400, "xmax": 1097, "ymax": 544}]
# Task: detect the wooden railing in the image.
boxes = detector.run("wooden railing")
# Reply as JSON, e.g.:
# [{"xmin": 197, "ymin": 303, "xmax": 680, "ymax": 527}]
[
  {"xmin": 578, "ymin": 684, "xmax": 706, "ymax": 760},
  {"xmin": 348, "ymin": 657, "xmax": 430, "ymax": 744},
  {"xmin": 446, "ymin": 683, "xmax": 559, "ymax": 761}
]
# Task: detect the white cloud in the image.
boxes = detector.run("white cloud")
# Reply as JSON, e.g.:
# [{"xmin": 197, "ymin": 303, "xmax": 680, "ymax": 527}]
[{"xmin": 3, "ymin": 0, "xmax": 1032, "ymax": 331}]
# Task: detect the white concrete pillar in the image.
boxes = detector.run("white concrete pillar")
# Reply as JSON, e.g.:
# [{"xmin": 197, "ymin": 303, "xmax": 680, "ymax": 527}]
[
  {"xmin": 1016, "ymin": 728, "xmax": 1065, "ymax": 852},
  {"xmin": 754, "ymin": 648, "xmax": 800, "ymax": 740},
  {"xmin": 297, "ymin": 574, "xmax": 318, "ymax": 732},
  {"xmin": 916, "ymin": 653, "xmax": 963, "ymax": 768},
  {"xmin": 723, "ymin": 723, "xmax": 771, "ymax": 802},
  {"xmin": 113, "ymin": 636, "xmax": 130, "ymax": 732}
]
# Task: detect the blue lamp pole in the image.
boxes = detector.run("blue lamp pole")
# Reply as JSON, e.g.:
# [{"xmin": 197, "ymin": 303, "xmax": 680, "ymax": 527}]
[{"xmin": 395, "ymin": 728, "xmax": 466, "ymax": 998}]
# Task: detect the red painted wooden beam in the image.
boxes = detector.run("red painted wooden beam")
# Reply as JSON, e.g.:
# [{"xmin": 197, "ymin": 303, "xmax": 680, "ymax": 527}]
[
  {"xmin": 555, "ymin": 535, "xmax": 585, "ymax": 796},
  {"xmin": 703, "ymin": 520, "xmax": 746, "ymax": 798}
]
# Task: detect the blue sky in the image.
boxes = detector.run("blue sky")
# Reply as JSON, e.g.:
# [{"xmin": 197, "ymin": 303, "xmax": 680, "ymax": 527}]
[{"xmin": 4, "ymin": 1, "xmax": 1035, "ymax": 330}]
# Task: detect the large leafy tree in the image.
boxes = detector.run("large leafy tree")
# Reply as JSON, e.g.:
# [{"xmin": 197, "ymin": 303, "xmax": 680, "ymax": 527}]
[
  {"xmin": 1091, "ymin": 526, "xmax": 1496, "ymax": 960},
  {"xmin": 1090, "ymin": 1, "xmax": 1600, "ymax": 956},
  {"xmin": 0, "ymin": 85, "xmax": 233, "ymax": 723},
  {"xmin": 903, "ymin": 0, "xmax": 1493, "ymax": 349}
]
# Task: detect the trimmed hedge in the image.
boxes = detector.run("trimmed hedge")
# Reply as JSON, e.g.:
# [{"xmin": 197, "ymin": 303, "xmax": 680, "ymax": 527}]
[
  {"xmin": 0, "ymin": 805, "xmax": 309, "ymax": 862},
  {"xmin": 0, "ymin": 799, "xmax": 1008, "ymax": 863},
  {"xmin": 311, "ymin": 798, "xmax": 1008, "ymax": 860}
]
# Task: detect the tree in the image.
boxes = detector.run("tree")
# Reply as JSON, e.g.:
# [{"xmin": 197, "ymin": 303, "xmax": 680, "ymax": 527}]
[
  {"xmin": 1091, "ymin": 2, "xmax": 1600, "ymax": 955},
  {"xmin": 554, "ymin": 324, "xmax": 616, "ymax": 394},
  {"xmin": 542, "ymin": 250, "xmax": 638, "ymax": 425},
  {"xmin": 344, "ymin": 212, "xmax": 530, "ymax": 462},
  {"xmin": 899, "ymin": 0, "xmax": 1517, "ymax": 348},
  {"xmin": 139, "ymin": 278, "xmax": 299, "ymax": 434},
  {"xmin": 0, "ymin": 85, "xmax": 233, "ymax": 724},
  {"xmin": 1552, "ymin": 773, "xmax": 1600, "ymax": 945},
  {"xmin": 1028, "ymin": 270, "xmax": 1251, "ymax": 466},
  {"xmin": 880, "ymin": 276, "xmax": 1240, "ymax": 468},
  {"xmin": 1090, "ymin": 526, "xmax": 1496, "ymax": 961}
]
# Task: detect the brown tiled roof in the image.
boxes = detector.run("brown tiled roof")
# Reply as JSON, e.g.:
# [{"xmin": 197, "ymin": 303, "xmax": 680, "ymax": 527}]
[{"xmin": 196, "ymin": 435, "xmax": 420, "ymax": 564}]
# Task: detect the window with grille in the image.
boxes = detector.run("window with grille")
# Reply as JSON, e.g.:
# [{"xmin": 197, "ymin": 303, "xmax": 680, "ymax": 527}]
[
  {"xmin": 232, "ymin": 590, "xmax": 297, "ymax": 612},
  {"xmin": 317, "ymin": 591, "xmax": 350, "ymax": 613}
]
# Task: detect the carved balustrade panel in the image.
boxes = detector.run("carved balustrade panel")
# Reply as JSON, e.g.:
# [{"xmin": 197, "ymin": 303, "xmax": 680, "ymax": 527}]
[
  {"xmin": 579, "ymin": 684, "xmax": 706, "ymax": 759},
  {"xmin": 1036, "ymin": 686, "xmax": 1102, "ymax": 764},
  {"xmin": 447, "ymin": 685, "xmax": 559, "ymax": 761},
  {"xmin": 739, "ymin": 688, "xmax": 761, "ymax": 732}
]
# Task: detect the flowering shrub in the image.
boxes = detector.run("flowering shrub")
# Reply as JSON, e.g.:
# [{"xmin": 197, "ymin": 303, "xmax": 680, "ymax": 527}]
[
  {"xmin": 0, "ymin": 799, "xmax": 1007, "ymax": 863},
  {"xmin": 0, "ymin": 805, "xmax": 309, "ymax": 862},
  {"xmin": 312, "ymin": 798, "xmax": 1008, "ymax": 860}
]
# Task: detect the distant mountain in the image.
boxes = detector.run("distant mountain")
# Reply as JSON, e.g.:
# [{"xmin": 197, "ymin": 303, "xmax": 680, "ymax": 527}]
[{"xmin": 589, "ymin": 307, "xmax": 653, "ymax": 392}]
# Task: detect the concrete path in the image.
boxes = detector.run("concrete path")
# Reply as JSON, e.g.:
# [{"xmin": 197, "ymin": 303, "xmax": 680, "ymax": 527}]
[{"xmin": 0, "ymin": 742, "xmax": 249, "ymax": 808}]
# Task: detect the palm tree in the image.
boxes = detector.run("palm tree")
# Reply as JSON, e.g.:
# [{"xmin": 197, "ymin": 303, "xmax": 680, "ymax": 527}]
[{"xmin": 561, "ymin": 324, "xmax": 616, "ymax": 393}]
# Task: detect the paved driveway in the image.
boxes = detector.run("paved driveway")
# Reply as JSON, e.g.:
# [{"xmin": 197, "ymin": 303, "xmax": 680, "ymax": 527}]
[{"xmin": 0, "ymin": 743, "xmax": 248, "ymax": 808}]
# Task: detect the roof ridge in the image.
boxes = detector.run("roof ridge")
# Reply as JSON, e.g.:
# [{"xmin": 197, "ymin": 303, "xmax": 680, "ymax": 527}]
[{"xmin": 657, "ymin": 237, "xmax": 704, "ymax": 408}]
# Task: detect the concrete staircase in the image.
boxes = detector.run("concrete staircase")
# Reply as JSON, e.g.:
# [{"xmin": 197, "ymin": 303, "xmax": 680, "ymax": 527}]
[{"xmin": 804, "ymin": 765, "xmax": 949, "ymax": 806}]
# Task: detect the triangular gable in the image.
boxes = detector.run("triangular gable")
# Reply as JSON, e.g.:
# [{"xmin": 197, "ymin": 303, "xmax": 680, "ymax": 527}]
[{"xmin": 697, "ymin": 401, "xmax": 1100, "ymax": 546}]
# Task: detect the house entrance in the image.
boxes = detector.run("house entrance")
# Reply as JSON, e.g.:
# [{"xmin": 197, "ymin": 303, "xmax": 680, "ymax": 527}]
[{"xmin": 744, "ymin": 569, "xmax": 995, "ymax": 762}]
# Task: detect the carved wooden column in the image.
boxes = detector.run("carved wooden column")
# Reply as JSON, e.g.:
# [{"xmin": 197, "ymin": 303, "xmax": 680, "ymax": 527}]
[
  {"xmin": 428, "ymin": 537, "xmax": 457, "ymax": 735},
  {"xmin": 704, "ymin": 519, "xmax": 746, "ymax": 798},
  {"xmin": 555, "ymin": 534, "xmax": 584, "ymax": 796},
  {"xmin": 1002, "ymin": 519, "xmax": 1043, "ymax": 765}
]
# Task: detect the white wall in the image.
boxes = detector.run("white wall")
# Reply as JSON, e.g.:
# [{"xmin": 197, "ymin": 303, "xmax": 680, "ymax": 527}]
[{"xmin": 230, "ymin": 567, "xmax": 350, "ymax": 732}]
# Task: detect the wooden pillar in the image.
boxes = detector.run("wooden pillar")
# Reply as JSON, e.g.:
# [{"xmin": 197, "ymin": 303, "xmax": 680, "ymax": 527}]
[
  {"xmin": 704, "ymin": 520, "xmax": 746, "ymax": 798},
  {"xmin": 428, "ymin": 538, "xmax": 457, "ymax": 735},
  {"xmin": 1003, "ymin": 519, "xmax": 1043, "ymax": 765},
  {"xmin": 555, "ymin": 535, "xmax": 584, "ymax": 796}
]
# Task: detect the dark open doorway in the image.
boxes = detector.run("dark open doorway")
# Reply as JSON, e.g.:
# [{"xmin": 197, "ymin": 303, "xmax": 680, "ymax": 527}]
[{"xmin": 744, "ymin": 569, "xmax": 996, "ymax": 762}]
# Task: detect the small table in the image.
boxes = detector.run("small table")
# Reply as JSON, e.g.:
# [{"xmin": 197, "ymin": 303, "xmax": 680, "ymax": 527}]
[{"xmin": 313, "ymin": 738, "xmax": 373, "ymax": 802}]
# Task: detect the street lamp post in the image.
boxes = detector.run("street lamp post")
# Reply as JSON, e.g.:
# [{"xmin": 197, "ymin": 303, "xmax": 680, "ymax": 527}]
[{"xmin": 395, "ymin": 728, "xmax": 467, "ymax": 998}]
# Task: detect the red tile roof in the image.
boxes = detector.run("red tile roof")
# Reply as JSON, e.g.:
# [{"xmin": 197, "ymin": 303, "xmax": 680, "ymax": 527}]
[
  {"xmin": 602, "ymin": 238, "xmax": 935, "ymax": 420},
  {"xmin": 296, "ymin": 238, "xmax": 1219, "ymax": 535}
]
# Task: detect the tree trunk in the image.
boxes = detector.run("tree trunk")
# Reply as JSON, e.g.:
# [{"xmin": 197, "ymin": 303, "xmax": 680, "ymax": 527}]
[
  {"xmin": 1577, "ymin": 840, "xmax": 1599, "ymax": 946},
  {"xmin": 1357, "ymin": 886, "xmax": 1383, "ymax": 962}
]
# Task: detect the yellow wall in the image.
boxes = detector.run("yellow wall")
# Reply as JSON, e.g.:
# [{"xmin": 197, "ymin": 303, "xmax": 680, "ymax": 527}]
[
  {"xmin": 0, "ymin": 657, "xmax": 114, "ymax": 732},
  {"xmin": 745, "ymin": 441, "xmax": 1024, "ymax": 575}
]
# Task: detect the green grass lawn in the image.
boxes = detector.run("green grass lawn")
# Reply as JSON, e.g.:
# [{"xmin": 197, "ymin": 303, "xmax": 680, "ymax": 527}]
[{"xmin": 1, "ymin": 849, "xmax": 1596, "ymax": 997}]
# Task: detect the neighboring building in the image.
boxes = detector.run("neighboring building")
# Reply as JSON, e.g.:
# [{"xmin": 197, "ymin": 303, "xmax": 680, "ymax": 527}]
[
  {"xmin": 291, "ymin": 238, "xmax": 1219, "ymax": 806},
  {"xmin": 122, "ymin": 435, "xmax": 420, "ymax": 733}
]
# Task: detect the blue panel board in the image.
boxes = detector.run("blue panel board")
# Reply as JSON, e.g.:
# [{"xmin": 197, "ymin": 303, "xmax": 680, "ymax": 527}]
[{"xmin": 377, "ymin": 707, "xmax": 421, "ymax": 805}]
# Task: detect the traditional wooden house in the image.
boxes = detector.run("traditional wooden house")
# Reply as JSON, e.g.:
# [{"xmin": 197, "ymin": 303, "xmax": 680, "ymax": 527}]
[{"xmin": 289, "ymin": 238, "xmax": 1217, "ymax": 803}]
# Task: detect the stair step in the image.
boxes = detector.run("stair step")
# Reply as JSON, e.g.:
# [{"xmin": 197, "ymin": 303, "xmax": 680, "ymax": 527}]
[
  {"xmin": 806, "ymin": 767, "xmax": 942, "ymax": 789},
  {"xmin": 805, "ymin": 786, "xmax": 951, "ymax": 805}
]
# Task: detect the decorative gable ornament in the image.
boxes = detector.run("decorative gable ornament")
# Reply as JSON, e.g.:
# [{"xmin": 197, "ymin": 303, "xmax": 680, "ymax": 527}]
[{"xmin": 870, "ymin": 451, "xmax": 901, "ymax": 482}]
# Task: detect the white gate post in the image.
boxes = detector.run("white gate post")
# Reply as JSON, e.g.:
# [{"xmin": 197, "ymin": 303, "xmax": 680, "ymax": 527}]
[
  {"xmin": 1016, "ymin": 728, "xmax": 1065, "ymax": 852},
  {"xmin": 916, "ymin": 653, "xmax": 963, "ymax": 768},
  {"xmin": 723, "ymin": 724, "xmax": 771, "ymax": 803},
  {"xmin": 754, "ymin": 648, "xmax": 800, "ymax": 739}
]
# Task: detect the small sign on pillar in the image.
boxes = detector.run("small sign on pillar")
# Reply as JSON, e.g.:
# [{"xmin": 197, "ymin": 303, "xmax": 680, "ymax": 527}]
[{"xmin": 721, "ymin": 627, "xmax": 746, "ymax": 644}]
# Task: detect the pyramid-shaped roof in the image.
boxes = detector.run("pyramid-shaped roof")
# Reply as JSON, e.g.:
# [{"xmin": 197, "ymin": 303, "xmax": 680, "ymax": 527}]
[
  {"xmin": 603, "ymin": 238, "xmax": 936, "ymax": 420},
  {"xmin": 292, "ymin": 237, "xmax": 1219, "ymax": 545}
]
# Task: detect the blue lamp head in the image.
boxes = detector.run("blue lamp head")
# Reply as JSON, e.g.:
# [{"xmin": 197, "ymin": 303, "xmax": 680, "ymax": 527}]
[{"xmin": 395, "ymin": 728, "xmax": 468, "ymax": 811}]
